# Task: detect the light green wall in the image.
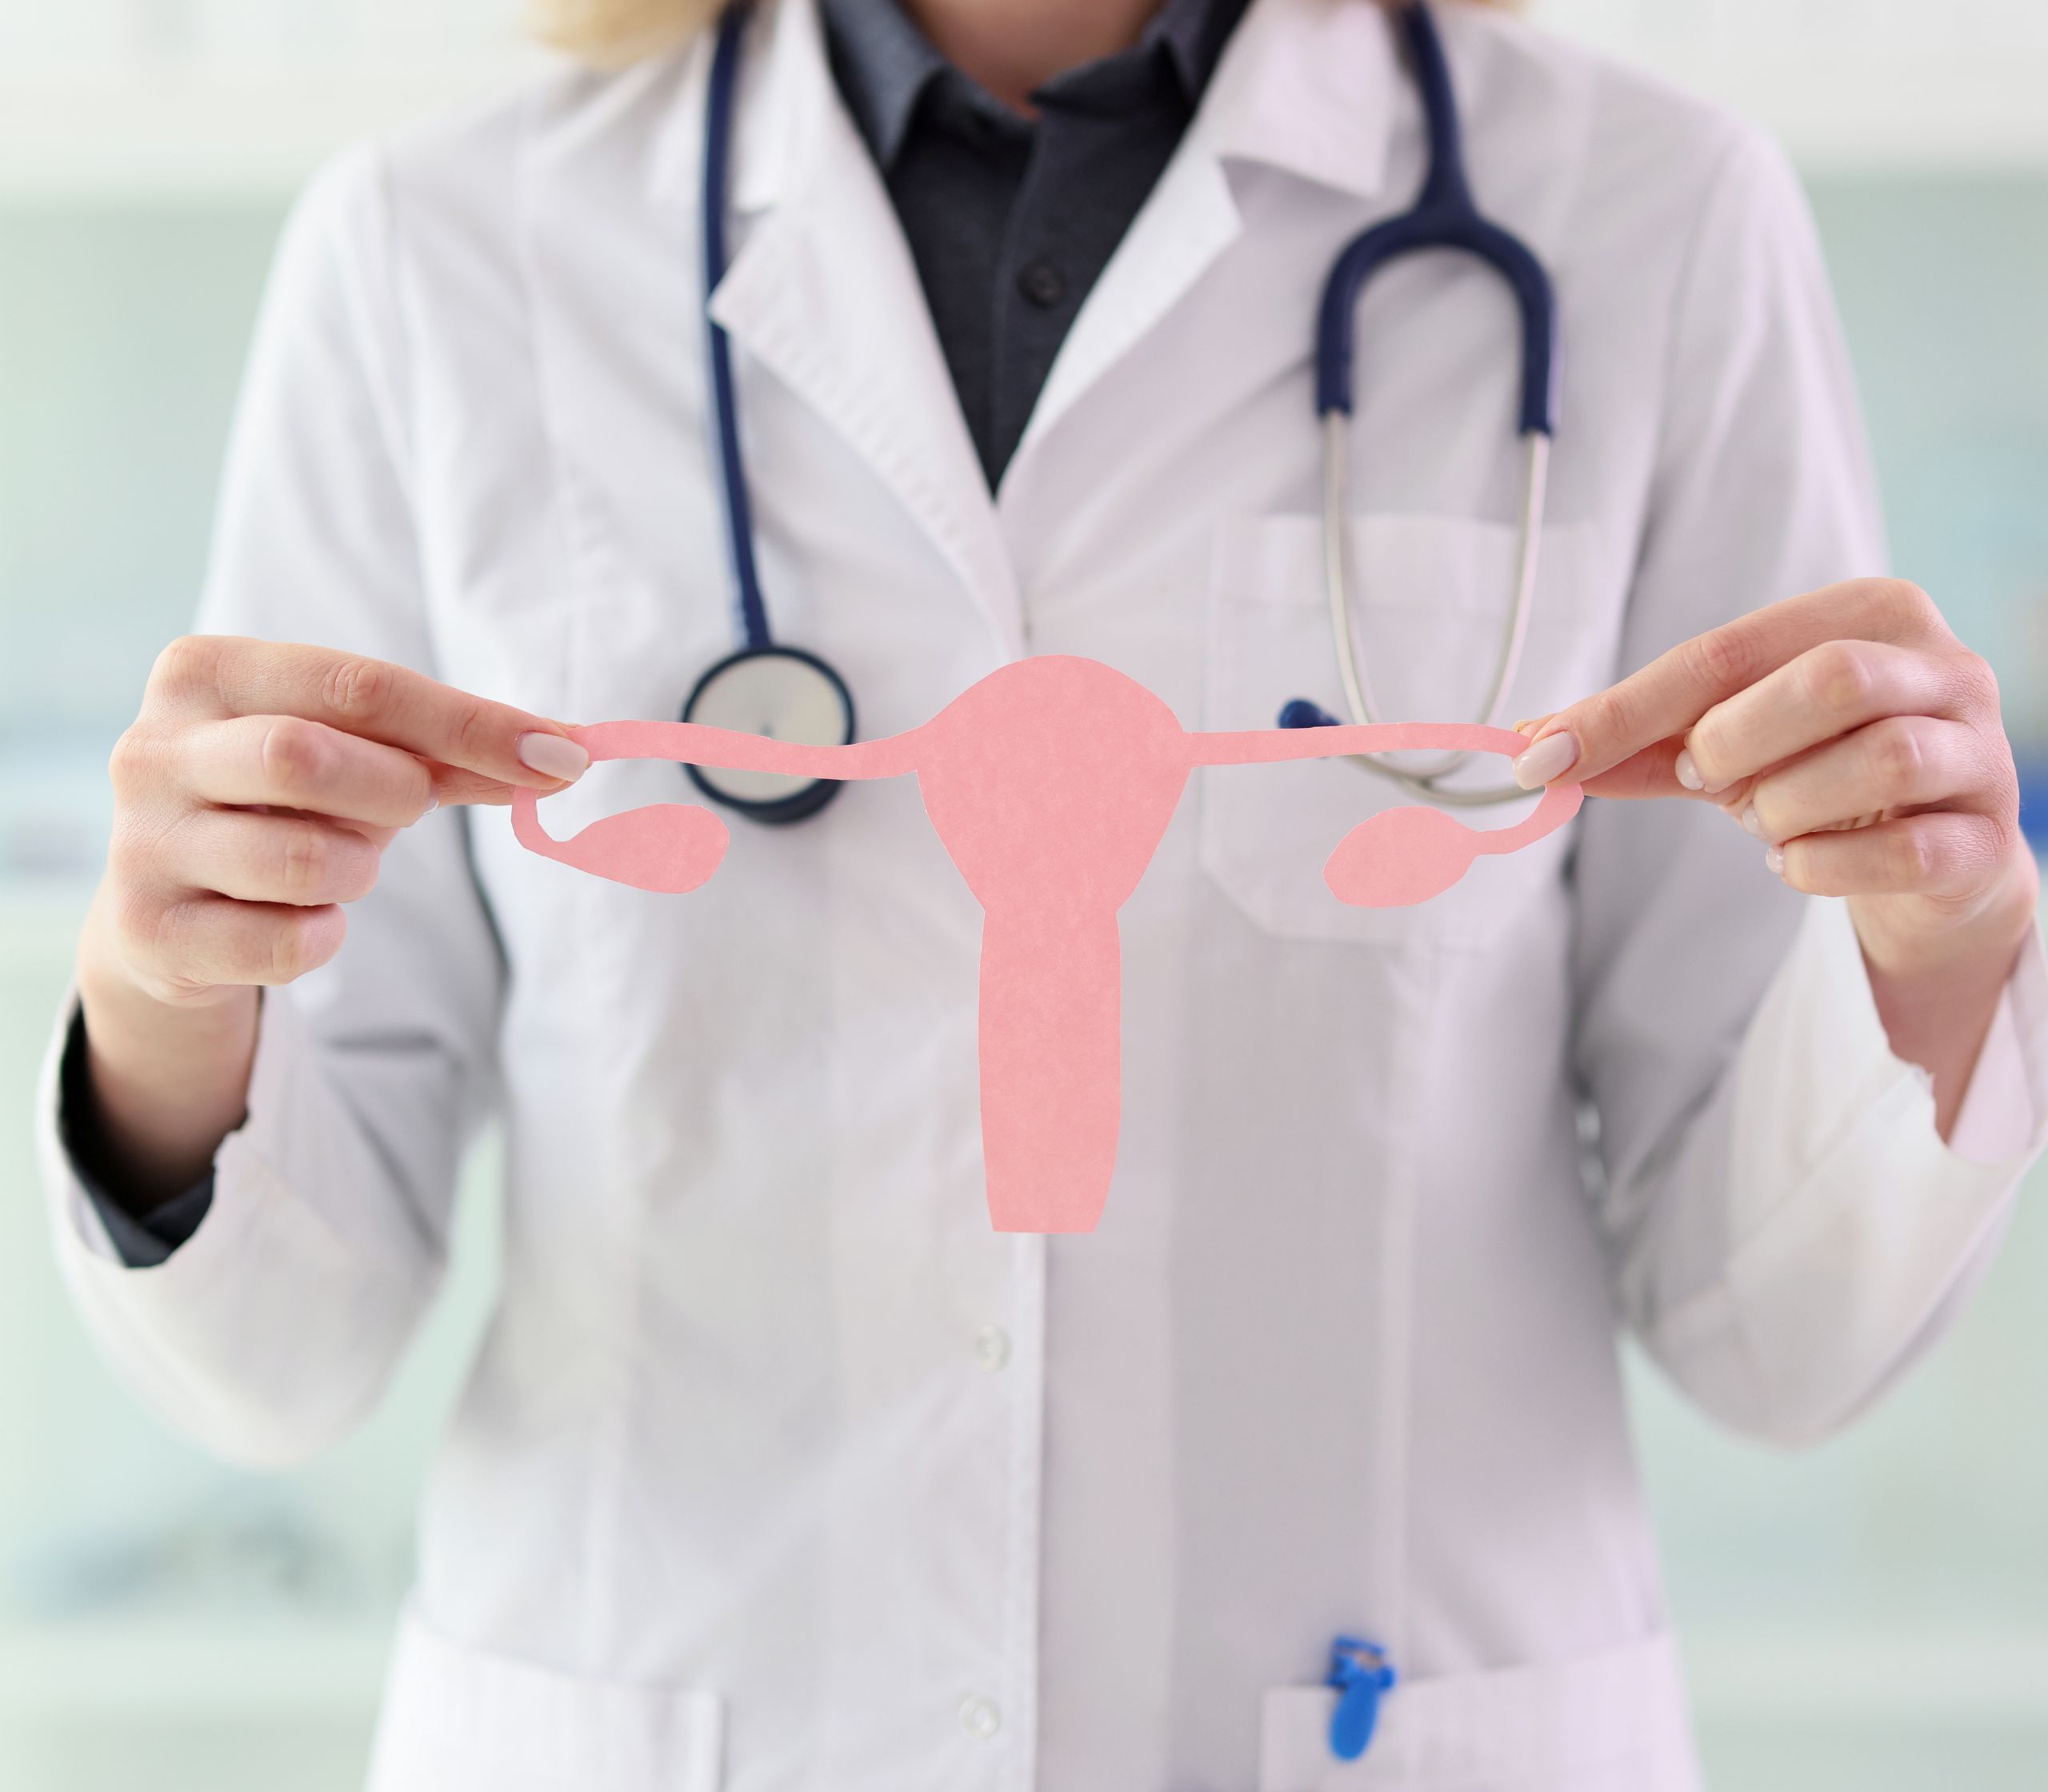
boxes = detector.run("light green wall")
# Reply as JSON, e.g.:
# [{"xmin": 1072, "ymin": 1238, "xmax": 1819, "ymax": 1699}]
[
  {"xmin": 0, "ymin": 205, "xmax": 278, "ymax": 742},
  {"xmin": 1807, "ymin": 178, "xmax": 2048, "ymax": 752}
]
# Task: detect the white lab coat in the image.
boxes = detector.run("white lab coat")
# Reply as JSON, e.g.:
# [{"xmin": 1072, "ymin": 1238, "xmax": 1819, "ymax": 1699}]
[{"xmin": 38, "ymin": 1, "xmax": 2048, "ymax": 1787}]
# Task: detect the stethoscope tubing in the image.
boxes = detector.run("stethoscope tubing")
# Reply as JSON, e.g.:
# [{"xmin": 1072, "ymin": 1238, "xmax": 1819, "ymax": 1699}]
[
  {"xmin": 703, "ymin": 2, "xmax": 771, "ymax": 654},
  {"xmin": 1320, "ymin": 425, "xmax": 1549, "ymax": 806},
  {"xmin": 1313, "ymin": 1, "xmax": 1557, "ymax": 435},
  {"xmin": 1306, "ymin": 0, "xmax": 1559, "ymax": 808},
  {"xmin": 698, "ymin": 0, "xmax": 1563, "ymax": 818}
]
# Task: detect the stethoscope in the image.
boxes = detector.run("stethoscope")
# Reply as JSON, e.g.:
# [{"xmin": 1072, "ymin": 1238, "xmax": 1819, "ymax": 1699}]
[{"xmin": 682, "ymin": 0, "xmax": 1558, "ymax": 822}]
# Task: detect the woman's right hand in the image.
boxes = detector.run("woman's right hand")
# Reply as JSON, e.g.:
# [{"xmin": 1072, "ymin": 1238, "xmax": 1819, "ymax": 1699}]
[{"xmin": 74, "ymin": 635, "xmax": 589, "ymax": 1202}]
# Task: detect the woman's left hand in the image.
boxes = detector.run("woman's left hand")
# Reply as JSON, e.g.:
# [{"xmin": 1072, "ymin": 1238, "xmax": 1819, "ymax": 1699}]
[{"xmin": 1510, "ymin": 578, "xmax": 2038, "ymax": 1126}]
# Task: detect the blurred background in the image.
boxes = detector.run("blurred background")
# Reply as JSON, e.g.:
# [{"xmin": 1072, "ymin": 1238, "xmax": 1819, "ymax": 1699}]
[{"xmin": 2, "ymin": 2, "xmax": 2046, "ymax": 1788}]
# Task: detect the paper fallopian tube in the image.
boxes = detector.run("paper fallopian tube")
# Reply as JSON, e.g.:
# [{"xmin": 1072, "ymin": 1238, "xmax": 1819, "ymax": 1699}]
[{"xmin": 514, "ymin": 656, "xmax": 1582, "ymax": 1234}]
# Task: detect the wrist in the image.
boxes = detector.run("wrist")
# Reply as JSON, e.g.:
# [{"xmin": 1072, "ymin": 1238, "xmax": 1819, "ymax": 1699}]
[
  {"xmin": 75, "ymin": 883, "xmax": 259, "ymax": 1202},
  {"xmin": 1850, "ymin": 843, "xmax": 2039, "ymax": 986},
  {"xmin": 1852, "ymin": 847, "xmax": 2038, "ymax": 1138}
]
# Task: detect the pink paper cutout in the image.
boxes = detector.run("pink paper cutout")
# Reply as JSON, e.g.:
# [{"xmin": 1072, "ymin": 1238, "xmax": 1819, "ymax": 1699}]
[{"xmin": 514, "ymin": 656, "xmax": 1581, "ymax": 1233}]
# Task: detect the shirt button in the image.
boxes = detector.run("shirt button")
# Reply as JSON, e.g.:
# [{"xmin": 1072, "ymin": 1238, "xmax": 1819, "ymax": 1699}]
[
  {"xmin": 1017, "ymin": 258, "xmax": 1067, "ymax": 310},
  {"xmin": 959, "ymin": 1694, "xmax": 1002, "ymax": 1740},
  {"xmin": 973, "ymin": 1324, "xmax": 1011, "ymax": 1372}
]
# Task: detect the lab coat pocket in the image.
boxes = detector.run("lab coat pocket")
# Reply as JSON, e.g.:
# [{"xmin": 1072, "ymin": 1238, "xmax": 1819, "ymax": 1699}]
[
  {"xmin": 367, "ymin": 1605, "xmax": 723, "ymax": 1792},
  {"xmin": 1257, "ymin": 1631, "xmax": 1698, "ymax": 1791},
  {"xmin": 1200, "ymin": 514, "xmax": 1610, "ymax": 948}
]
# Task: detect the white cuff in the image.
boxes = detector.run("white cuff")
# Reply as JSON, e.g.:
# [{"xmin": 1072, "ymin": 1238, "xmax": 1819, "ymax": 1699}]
[
  {"xmin": 36, "ymin": 986, "xmax": 311, "ymax": 1267},
  {"xmin": 1672, "ymin": 895, "xmax": 2047, "ymax": 1443},
  {"xmin": 36, "ymin": 985, "xmax": 436, "ymax": 1466}
]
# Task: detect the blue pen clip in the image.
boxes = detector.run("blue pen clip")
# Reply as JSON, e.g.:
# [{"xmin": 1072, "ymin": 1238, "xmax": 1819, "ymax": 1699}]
[{"xmin": 1326, "ymin": 1635, "xmax": 1397, "ymax": 1762}]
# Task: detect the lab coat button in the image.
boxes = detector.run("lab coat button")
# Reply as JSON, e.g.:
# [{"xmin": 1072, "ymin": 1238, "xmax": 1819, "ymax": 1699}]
[
  {"xmin": 958, "ymin": 1695, "xmax": 1002, "ymax": 1740},
  {"xmin": 1018, "ymin": 258, "xmax": 1067, "ymax": 310},
  {"xmin": 973, "ymin": 1324, "xmax": 1010, "ymax": 1371}
]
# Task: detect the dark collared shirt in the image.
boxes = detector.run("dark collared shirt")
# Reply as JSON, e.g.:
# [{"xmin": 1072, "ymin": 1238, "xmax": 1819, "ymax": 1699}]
[
  {"xmin": 68, "ymin": 0, "xmax": 1252, "ymax": 1266},
  {"xmin": 822, "ymin": 0, "xmax": 1250, "ymax": 486}
]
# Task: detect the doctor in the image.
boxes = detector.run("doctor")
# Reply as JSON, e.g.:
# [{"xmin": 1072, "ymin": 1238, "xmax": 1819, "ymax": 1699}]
[{"xmin": 39, "ymin": 0, "xmax": 2047, "ymax": 1787}]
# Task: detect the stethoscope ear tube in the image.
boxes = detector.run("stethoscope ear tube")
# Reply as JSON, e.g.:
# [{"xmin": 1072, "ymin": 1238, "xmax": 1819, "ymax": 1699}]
[
  {"xmin": 1313, "ymin": 2, "xmax": 1557, "ymax": 436},
  {"xmin": 1292, "ymin": 0, "xmax": 1559, "ymax": 807},
  {"xmin": 1312, "ymin": 423, "xmax": 1550, "ymax": 805}
]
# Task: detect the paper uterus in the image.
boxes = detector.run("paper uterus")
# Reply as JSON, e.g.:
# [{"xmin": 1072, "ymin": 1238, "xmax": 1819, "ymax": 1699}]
[{"xmin": 514, "ymin": 655, "xmax": 1580, "ymax": 1234}]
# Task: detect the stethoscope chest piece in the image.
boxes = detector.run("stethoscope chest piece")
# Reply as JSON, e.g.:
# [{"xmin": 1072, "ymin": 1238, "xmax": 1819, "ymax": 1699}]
[{"xmin": 680, "ymin": 643, "xmax": 855, "ymax": 824}]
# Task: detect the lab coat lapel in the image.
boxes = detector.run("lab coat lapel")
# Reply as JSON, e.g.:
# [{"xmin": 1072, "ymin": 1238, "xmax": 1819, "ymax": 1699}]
[
  {"xmin": 1007, "ymin": 0, "xmax": 1402, "ymax": 475},
  {"xmin": 1010, "ymin": 143, "xmax": 1242, "ymax": 466},
  {"xmin": 709, "ymin": 0, "xmax": 1025, "ymax": 658},
  {"xmin": 1199, "ymin": 0, "xmax": 1400, "ymax": 199}
]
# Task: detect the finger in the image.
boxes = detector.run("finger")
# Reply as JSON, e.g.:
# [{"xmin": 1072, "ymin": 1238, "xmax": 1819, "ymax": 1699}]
[
  {"xmin": 230, "ymin": 804, "xmax": 400, "ymax": 847},
  {"xmin": 418, "ymin": 762, "xmax": 519, "ymax": 808},
  {"xmin": 147, "ymin": 895, "xmax": 349, "ymax": 990},
  {"xmin": 146, "ymin": 635, "xmax": 589, "ymax": 791},
  {"xmin": 1519, "ymin": 579, "xmax": 1949, "ymax": 786},
  {"xmin": 1682, "ymin": 640, "xmax": 1983, "ymax": 794},
  {"xmin": 1574, "ymin": 738, "xmax": 1707, "ymax": 802},
  {"xmin": 1775, "ymin": 811, "xmax": 2008, "ymax": 900},
  {"xmin": 1749, "ymin": 718, "xmax": 1995, "ymax": 843},
  {"xmin": 155, "ymin": 810, "xmax": 383, "ymax": 908},
  {"xmin": 170, "ymin": 715, "xmax": 436, "ymax": 825},
  {"xmin": 318, "ymin": 816, "xmax": 402, "ymax": 851}
]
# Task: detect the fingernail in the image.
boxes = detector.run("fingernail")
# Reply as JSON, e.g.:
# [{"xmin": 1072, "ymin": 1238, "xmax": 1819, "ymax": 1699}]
[
  {"xmin": 1764, "ymin": 845, "xmax": 1785, "ymax": 877},
  {"xmin": 517, "ymin": 732, "xmax": 590, "ymax": 782},
  {"xmin": 1675, "ymin": 749, "xmax": 1706, "ymax": 791},
  {"xmin": 1511, "ymin": 729, "xmax": 1580, "ymax": 790},
  {"xmin": 422, "ymin": 793, "xmax": 441, "ymax": 817},
  {"xmin": 1738, "ymin": 803, "xmax": 1763, "ymax": 839}
]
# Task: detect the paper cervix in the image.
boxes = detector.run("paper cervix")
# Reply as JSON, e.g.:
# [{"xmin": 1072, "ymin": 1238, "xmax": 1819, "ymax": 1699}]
[{"xmin": 514, "ymin": 655, "xmax": 1581, "ymax": 1234}]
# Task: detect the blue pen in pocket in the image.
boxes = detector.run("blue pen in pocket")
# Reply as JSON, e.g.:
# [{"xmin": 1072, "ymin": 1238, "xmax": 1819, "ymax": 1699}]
[{"xmin": 1326, "ymin": 1637, "xmax": 1398, "ymax": 1762}]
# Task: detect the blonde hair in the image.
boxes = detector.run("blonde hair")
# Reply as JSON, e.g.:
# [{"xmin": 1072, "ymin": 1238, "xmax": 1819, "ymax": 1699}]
[
  {"xmin": 532, "ymin": 0, "xmax": 1509, "ymax": 69},
  {"xmin": 530, "ymin": 0, "xmax": 724, "ymax": 66}
]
